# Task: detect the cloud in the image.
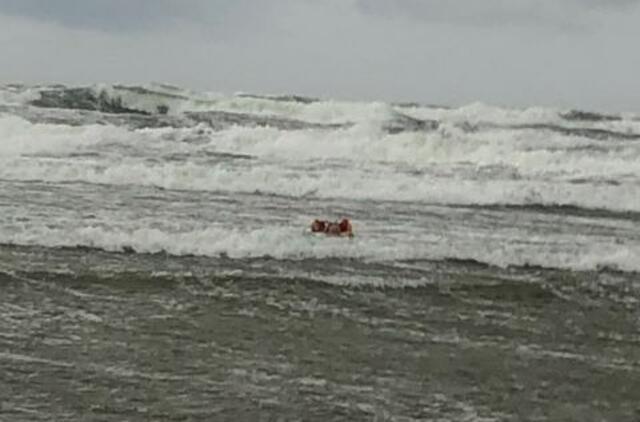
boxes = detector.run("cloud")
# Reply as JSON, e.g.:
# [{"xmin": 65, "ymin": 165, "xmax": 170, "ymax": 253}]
[
  {"xmin": 3, "ymin": 0, "xmax": 635, "ymax": 33},
  {"xmin": 0, "ymin": 0, "xmax": 271, "ymax": 32},
  {"xmin": 356, "ymin": 0, "xmax": 640, "ymax": 28}
]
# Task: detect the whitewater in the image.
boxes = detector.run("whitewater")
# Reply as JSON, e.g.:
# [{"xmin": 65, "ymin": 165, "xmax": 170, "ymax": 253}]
[
  {"xmin": 1, "ymin": 83, "xmax": 640, "ymax": 273},
  {"xmin": 2, "ymin": 83, "xmax": 640, "ymax": 421}
]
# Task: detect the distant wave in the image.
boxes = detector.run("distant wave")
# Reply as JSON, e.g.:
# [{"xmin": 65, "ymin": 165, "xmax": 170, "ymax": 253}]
[
  {"xmin": 560, "ymin": 109, "xmax": 622, "ymax": 122},
  {"xmin": 2, "ymin": 111, "xmax": 640, "ymax": 213},
  {"xmin": 510, "ymin": 123, "xmax": 640, "ymax": 142},
  {"xmin": 4, "ymin": 85, "xmax": 439, "ymax": 134}
]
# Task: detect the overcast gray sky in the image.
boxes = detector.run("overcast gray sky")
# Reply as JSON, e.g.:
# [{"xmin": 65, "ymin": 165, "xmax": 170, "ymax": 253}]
[{"xmin": 1, "ymin": 0, "xmax": 639, "ymax": 111}]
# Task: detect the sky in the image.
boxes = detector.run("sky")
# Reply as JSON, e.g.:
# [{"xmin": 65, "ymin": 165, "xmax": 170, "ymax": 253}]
[{"xmin": 1, "ymin": 0, "xmax": 639, "ymax": 111}]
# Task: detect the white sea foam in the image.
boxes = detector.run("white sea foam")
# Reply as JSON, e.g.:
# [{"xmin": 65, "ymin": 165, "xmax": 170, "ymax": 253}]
[
  {"xmin": 3, "ymin": 86, "xmax": 640, "ymax": 274},
  {"xmin": 6, "ymin": 110, "xmax": 640, "ymax": 174},
  {"xmin": 3, "ymin": 223, "xmax": 639, "ymax": 273},
  {"xmin": 2, "ymin": 114, "xmax": 640, "ymax": 213},
  {"xmin": 204, "ymin": 123, "xmax": 640, "ymax": 178},
  {"xmin": 3, "ymin": 155, "xmax": 640, "ymax": 212},
  {"xmin": 0, "ymin": 115, "xmax": 134, "ymax": 155},
  {"xmin": 0, "ymin": 85, "xmax": 41, "ymax": 106}
]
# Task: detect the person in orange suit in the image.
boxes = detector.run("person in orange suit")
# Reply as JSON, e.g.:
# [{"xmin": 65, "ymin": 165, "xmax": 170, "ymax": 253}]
[{"xmin": 310, "ymin": 218, "xmax": 353, "ymax": 237}]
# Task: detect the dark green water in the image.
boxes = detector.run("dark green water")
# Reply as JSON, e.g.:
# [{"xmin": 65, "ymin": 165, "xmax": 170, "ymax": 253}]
[{"xmin": 1, "ymin": 245, "xmax": 639, "ymax": 421}]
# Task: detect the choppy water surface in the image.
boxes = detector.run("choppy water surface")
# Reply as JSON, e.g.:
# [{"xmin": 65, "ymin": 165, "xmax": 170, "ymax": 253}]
[{"xmin": 1, "ymin": 84, "xmax": 639, "ymax": 421}]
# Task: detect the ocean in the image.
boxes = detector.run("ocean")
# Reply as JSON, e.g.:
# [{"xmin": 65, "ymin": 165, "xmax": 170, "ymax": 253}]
[{"xmin": 1, "ymin": 83, "xmax": 639, "ymax": 421}]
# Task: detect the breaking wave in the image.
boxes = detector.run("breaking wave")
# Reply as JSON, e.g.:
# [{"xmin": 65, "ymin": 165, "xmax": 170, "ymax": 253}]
[
  {"xmin": 3, "ymin": 223, "xmax": 639, "ymax": 273},
  {"xmin": 2, "ymin": 83, "xmax": 640, "ymax": 274},
  {"xmin": 1, "ymin": 113, "xmax": 640, "ymax": 212}
]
